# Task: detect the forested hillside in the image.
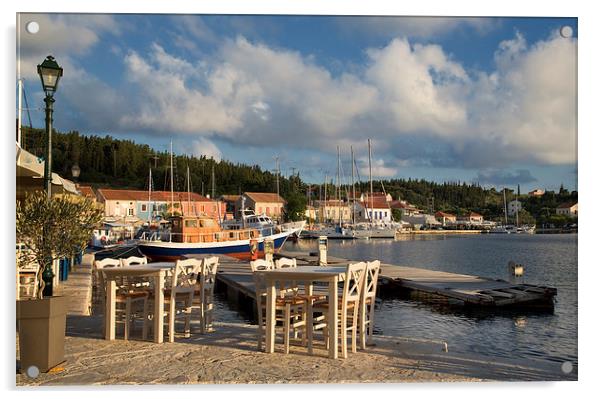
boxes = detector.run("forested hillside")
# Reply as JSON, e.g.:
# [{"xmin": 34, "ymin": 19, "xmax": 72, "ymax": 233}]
[{"xmin": 20, "ymin": 127, "xmax": 577, "ymax": 225}]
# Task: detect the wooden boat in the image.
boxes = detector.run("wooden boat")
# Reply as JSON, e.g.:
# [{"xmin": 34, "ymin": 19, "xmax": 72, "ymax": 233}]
[{"xmin": 137, "ymin": 214, "xmax": 300, "ymax": 261}]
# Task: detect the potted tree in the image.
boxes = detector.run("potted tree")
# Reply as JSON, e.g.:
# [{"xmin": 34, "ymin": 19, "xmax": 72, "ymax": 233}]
[{"xmin": 16, "ymin": 191, "xmax": 103, "ymax": 373}]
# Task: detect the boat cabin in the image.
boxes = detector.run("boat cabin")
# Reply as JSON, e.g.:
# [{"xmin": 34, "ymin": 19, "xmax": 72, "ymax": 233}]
[{"xmin": 169, "ymin": 215, "xmax": 260, "ymax": 243}]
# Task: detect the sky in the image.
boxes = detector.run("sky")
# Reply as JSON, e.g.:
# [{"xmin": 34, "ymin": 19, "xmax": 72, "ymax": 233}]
[{"xmin": 16, "ymin": 14, "xmax": 578, "ymax": 192}]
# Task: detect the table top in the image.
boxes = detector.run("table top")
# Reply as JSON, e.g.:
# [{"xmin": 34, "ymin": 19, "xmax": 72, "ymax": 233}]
[
  {"xmin": 101, "ymin": 262, "xmax": 175, "ymax": 276},
  {"xmin": 262, "ymin": 265, "xmax": 347, "ymax": 281}
]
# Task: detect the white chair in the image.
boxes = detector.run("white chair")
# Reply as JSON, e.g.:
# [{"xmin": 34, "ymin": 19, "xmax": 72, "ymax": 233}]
[
  {"xmin": 199, "ymin": 256, "xmax": 219, "ymax": 333},
  {"xmin": 155, "ymin": 258, "xmax": 201, "ymax": 342},
  {"xmin": 120, "ymin": 256, "xmax": 148, "ymax": 267},
  {"xmin": 312, "ymin": 262, "xmax": 367, "ymax": 358},
  {"xmin": 94, "ymin": 258, "xmax": 149, "ymax": 340},
  {"xmin": 120, "ymin": 255, "xmax": 151, "ymax": 290},
  {"xmin": 250, "ymin": 259, "xmax": 307, "ymax": 354},
  {"xmin": 360, "ymin": 260, "xmax": 380, "ymax": 349}
]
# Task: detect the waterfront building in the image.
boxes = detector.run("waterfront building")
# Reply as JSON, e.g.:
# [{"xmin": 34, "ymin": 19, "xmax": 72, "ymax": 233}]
[
  {"xmin": 236, "ymin": 192, "xmax": 286, "ymax": 221},
  {"xmin": 401, "ymin": 214, "xmax": 441, "ymax": 229},
  {"xmin": 508, "ymin": 200, "xmax": 522, "ymax": 216},
  {"xmin": 358, "ymin": 194, "xmax": 392, "ymax": 223},
  {"xmin": 457, "ymin": 211, "xmax": 484, "ymax": 225},
  {"xmin": 556, "ymin": 202, "xmax": 578, "ymax": 217},
  {"xmin": 390, "ymin": 199, "xmax": 421, "ymax": 216},
  {"xmin": 529, "ymin": 189, "xmax": 545, "ymax": 197},
  {"xmin": 76, "ymin": 185, "xmax": 98, "ymax": 201},
  {"xmin": 435, "ymin": 211, "xmax": 457, "ymax": 226},
  {"xmin": 313, "ymin": 199, "xmax": 352, "ymax": 223},
  {"xmin": 96, "ymin": 188, "xmax": 224, "ymax": 222}
]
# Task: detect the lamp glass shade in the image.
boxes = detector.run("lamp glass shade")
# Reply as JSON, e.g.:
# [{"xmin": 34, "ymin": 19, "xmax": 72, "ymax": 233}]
[
  {"xmin": 37, "ymin": 56, "xmax": 63, "ymax": 93},
  {"xmin": 71, "ymin": 165, "xmax": 81, "ymax": 178}
]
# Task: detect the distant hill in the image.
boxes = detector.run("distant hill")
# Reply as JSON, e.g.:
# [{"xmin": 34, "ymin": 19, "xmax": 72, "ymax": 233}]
[{"xmin": 20, "ymin": 127, "xmax": 577, "ymax": 225}]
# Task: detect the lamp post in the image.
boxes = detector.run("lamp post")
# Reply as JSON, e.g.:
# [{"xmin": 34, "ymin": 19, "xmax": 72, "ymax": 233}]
[
  {"xmin": 37, "ymin": 55, "xmax": 63, "ymax": 201},
  {"xmin": 37, "ymin": 56, "xmax": 63, "ymax": 296}
]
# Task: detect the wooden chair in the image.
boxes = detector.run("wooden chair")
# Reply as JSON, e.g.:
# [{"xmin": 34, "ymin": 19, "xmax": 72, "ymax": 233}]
[
  {"xmin": 250, "ymin": 259, "xmax": 307, "ymax": 354},
  {"xmin": 120, "ymin": 255, "xmax": 150, "ymax": 290},
  {"xmin": 120, "ymin": 256, "xmax": 148, "ymax": 267},
  {"xmin": 198, "ymin": 256, "xmax": 219, "ymax": 333},
  {"xmin": 158, "ymin": 258, "xmax": 202, "ymax": 342},
  {"xmin": 94, "ymin": 258, "xmax": 149, "ymax": 340},
  {"xmin": 312, "ymin": 262, "xmax": 367, "ymax": 358},
  {"xmin": 360, "ymin": 260, "xmax": 380, "ymax": 349}
]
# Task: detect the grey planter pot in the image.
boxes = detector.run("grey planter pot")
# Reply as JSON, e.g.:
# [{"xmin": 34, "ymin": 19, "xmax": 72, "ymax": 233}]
[{"xmin": 17, "ymin": 296, "xmax": 67, "ymax": 373}]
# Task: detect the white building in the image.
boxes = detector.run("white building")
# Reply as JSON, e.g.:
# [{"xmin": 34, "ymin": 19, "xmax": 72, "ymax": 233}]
[{"xmin": 508, "ymin": 199, "xmax": 522, "ymax": 216}]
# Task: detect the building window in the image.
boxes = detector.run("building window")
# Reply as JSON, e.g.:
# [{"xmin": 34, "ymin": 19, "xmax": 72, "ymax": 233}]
[
  {"xmin": 384, "ymin": 211, "xmax": 387, "ymax": 218},
  {"xmin": 127, "ymin": 208, "xmax": 134, "ymax": 216},
  {"xmin": 141, "ymin": 204, "xmax": 147, "ymax": 212}
]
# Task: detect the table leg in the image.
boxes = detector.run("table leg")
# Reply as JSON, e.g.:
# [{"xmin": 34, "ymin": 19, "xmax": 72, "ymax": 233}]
[
  {"xmin": 265, "ymin": 279, "xmax": 276, "ymax": 353},
  {"xmin": 154, "ymin": 273, "xmax": 164, "ymax": 343},
  {"xmin": 328, "ymin": 276, "xmax": 338, "ymax": 359},
  {"xmin": 305, "ymin": 282, "xmax": 313, "ymax": 355},
  {"xmin": 105, "ymin": 279, "xmax": 116, "ymax": 340}
]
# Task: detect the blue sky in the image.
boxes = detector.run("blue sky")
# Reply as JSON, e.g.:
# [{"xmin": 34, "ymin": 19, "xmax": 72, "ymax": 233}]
[{"xmin": 17, "ymin": 14, "xmax": 577, "ymax": 192}]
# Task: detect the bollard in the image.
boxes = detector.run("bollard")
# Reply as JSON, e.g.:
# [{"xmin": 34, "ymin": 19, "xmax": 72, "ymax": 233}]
[
  {"xmin": 249, "ymin": 239, "xmax": 258, "ymax": 261},
  {"xmin": 507, "ymin": 261, "xmax": 525, "ymax": 284},
  {"xmin": 318, "ymin": 236, "xmax": 328, "ymax": 266},
  {"xmin": 264, "ymin": 238, "xmax": 274, "ymax": 264}
]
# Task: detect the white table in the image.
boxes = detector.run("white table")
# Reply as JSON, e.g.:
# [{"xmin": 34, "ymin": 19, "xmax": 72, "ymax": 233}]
[
  {"xmin": 102, "ymin": 262, "xmax": 174, "ymax": 343},
  {"xmin": 261, "ymin": 266, "xmax": 347, "ymax": 359}
]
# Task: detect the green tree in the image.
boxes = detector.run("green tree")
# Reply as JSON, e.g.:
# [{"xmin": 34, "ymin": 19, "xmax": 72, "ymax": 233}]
[
  {"xmin": 16, "ymin": 191, "xmax": 104, "ymax": 299},
  {"xmin": 283, "ymin": 192, "xmax": 306, "ymax": 222},
  {"xmin": 391, "ymin": 208, "xmax": 402, "ymax": 222}
]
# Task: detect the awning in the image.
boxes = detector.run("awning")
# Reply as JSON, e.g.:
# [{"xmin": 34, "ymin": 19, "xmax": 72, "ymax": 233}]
[{"xmin": 16, "ymin": 143, "xmax": 80, "ymax": 197}]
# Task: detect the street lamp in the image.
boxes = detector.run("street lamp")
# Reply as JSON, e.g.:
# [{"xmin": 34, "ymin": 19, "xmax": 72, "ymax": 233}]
[
  {"xmin": 71, "ymin": 164, "xmax": 81, "ymax": 182},
  {"xmin": 37, "ymin": 55, "xmax": 63, "ymax": 200}
]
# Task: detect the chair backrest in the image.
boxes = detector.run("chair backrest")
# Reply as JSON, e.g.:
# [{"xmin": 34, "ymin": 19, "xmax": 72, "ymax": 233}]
[
  {"xmin": 94, "ymin": 258, "xmax": 121, "ymax": 270},
  {"xmin": 250, "ymin": 259, "xmax": 274, "ymax": 272},
  {"xmin": 201, "ymin": 256, "xmax": 220, "ymax": 285},
  {"xmin": 363, "ymin": 260, "xmax": 381, "ymax": 301},
  {"xmin": 93, "ymin": 258, "xmax": 121, "ymax": 294},
  {"xmin": 274, "ymin": 257, "xmax": 298, "ymax": 296},
  {"xmin": 342, "ymin": 262, "xmax": 367, "ymax": 305},
  {"xmin": 120, "ymin": 256, "xmax": 147, "ymax": 267},
  {"xmin": 250, "ymin": 259, "xmax": 274, "ymax": 298},
  {"xmin": 275, "ymin": 257, "xmax": 297, "ymax": 269},
  {"xmin": 171, "ymin": 258, "xmax": 202, "ymax": 292}
]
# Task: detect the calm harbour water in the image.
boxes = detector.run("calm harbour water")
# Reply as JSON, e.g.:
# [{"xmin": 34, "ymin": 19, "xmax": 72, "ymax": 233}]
[{"xmin": 216, "ymin": 233, "xmax": 578, "ymax": 368}]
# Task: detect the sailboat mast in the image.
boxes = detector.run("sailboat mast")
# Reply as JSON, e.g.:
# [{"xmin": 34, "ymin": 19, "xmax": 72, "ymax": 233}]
[
  {"xmin": 187, "ymin": 165, "xmax": 191, "ymax": 216},
  {"xmin": 368, "ymin": 139, "xmax": 374, "ymax": 223},
  {"xmin": 502, "ymin": 188, "xmax": 508, "ymax": 225},
  {"xmin": 337, "ymin": 146, "xmax": 341, "ymax": 226},
  {"xmin": 170, "ymin": 140, "xmax": 174, "ymax": 216},
  {"xmin": 148, "ymin": 167, "xmax": 152, "ymax": 224},
  {"xmin": 514, "ymin": 193, "xmax": 518, "ymax": 228},
  {"xmin": 351, "ymin": 145, "xmax": 355, "ymax": 225}
]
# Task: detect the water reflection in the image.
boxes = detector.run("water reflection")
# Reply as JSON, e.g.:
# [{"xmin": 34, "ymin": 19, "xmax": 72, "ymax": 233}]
[{"xmin": 284, "ymin": 234, "xmax": 577, "ymax": 365}]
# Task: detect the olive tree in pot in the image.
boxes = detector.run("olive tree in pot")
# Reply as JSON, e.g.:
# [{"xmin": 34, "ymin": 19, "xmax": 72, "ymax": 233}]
[{"xmin": 16, "ymin": 191, "xmax": 103, "ymax": 373}]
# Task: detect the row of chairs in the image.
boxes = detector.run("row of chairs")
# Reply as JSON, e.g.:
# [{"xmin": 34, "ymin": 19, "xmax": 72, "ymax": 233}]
[
  {"xmin": 250, "ymin": 258, "xmax": 380, "ymax": 358},
  {"xmin": 93, "ymin": 256, "xmax": 219, "ymax": 342}
]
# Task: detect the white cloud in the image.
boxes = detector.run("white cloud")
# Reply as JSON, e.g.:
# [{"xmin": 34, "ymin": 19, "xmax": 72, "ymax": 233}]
[
  {"xmin": 357, "ymin": 157, "xmax": 398, "ymax": 178},
  {"xmin": 467, "ymin": 31, "xmax": 577, "ymax": 165},
  {"xmin": 188, "ymin": 137, "xmax": 222, "ymax": 161},
  {"xmin": 18, "ymin": 14, "xmax": 119, "ymax": 80},
  {"xmin": 52, "ymin": 27, "xmax": 576, "ymax": 171},
  {"xmin": 336, "ymin": 17, "xmax": 495, "ymax": 39}
]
